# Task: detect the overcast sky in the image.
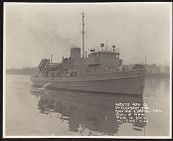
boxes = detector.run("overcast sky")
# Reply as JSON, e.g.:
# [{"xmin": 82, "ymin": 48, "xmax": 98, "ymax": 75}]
[{"xmin": 5, "ymin": 2, "xmax": 172, "ymax": 69}]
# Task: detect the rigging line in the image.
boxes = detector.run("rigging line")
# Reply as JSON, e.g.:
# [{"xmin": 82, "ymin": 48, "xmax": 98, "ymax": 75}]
[
  {"xmin": 71, "ymin": 16, "xmax": 82, "ymax": 46},
  {"xmin": 85, "ymin": 31, "xmax": 95, "ymax": 53},
  {"xmin": 72, "ymin": 31, "xmax": 80, "ymax": 46},
  {"xmin": 72, "ymin": 22, "xmax": 86, "ymax": 47},
  {"xmin": 86, "ymin": 33, "xmax": 98, "ymax": 52},
  {"xmin": 86, "ymin": 24, "xmax": 100, "ymax": 48},
  {"xmin": 71, "ymin": 23, "xmax": 81, "ymax": 46}
]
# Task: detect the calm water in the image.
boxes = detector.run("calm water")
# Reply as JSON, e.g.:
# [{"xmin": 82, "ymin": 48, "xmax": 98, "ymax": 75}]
[{"xmin": 5, "ymin": 74, "xmax": 170, "ymax": 137}]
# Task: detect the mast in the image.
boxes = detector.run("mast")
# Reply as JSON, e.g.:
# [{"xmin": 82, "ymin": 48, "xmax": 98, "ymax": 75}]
[{"xmin": 81, "ymin": 12, "xmax": 85, "ymax": 58}]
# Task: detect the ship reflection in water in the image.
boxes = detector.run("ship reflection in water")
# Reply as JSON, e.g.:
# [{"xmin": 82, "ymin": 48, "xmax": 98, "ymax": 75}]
[
  {"xmin": 6, "ymin": 75, "xmax": 170, "ymax": 136},
  {"xmin": 30, "ymin": 88, "xmax": 147, "ymax": 135}
]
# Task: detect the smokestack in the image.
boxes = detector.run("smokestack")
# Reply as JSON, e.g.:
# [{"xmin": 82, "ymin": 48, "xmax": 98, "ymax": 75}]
[{"xmin": 70, "ymin": 47, "xmax": 81, "ymax": 60}]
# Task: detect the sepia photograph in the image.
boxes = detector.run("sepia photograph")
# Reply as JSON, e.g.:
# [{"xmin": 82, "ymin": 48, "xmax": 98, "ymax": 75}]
[{"xmin": 3, "ymin": 2, "xmax": 172, "ymax": 138}]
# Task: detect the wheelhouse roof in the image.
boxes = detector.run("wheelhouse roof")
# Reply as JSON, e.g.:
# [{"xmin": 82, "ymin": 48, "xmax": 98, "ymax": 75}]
[{"xmin": 89, "ymin": 51, "xmax": 120, "ymax": 56}]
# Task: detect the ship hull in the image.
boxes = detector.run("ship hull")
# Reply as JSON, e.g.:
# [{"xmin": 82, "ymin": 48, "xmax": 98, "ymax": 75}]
[{"xmin": 31, "ymin": 69, "xmax": 146, "ymax": 95}]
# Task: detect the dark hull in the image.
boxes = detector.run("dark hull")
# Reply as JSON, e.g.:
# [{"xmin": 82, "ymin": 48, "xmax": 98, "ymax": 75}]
[{"xmin": 31, "ymin": 69, "xmax": 146, "ymax": 95}]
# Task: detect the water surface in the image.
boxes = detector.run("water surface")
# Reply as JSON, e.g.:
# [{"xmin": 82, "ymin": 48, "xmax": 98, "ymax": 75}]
[{"xmin": 5, "ymin": 75, "xmax": 170, "ymax": 137}]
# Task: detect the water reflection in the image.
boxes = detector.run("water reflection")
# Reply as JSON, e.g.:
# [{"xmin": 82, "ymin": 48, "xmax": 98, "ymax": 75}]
[
  {"xmin": 146, "ymin": 77, "xmax": 170, "ymax": 90},
  {"xmin": 30, "ymin": 88, "xmax": 147, "ymax": 135}
]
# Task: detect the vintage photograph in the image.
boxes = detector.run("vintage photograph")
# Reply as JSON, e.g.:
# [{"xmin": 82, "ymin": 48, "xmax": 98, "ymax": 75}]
[{"xmin": 3, "ymin": 2, "xmax": 171, "ymax": 138}]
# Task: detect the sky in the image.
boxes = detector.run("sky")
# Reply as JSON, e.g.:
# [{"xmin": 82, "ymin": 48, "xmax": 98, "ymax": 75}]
[{"xmin": 4, "ymin": 2, "xmax": 172, "ymax": 69}]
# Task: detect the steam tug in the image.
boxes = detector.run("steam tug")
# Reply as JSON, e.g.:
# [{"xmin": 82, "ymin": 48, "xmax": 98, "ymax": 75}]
[{"xmin": 31, "ymin": 13, "xmax": 146, "ymax": 95}]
